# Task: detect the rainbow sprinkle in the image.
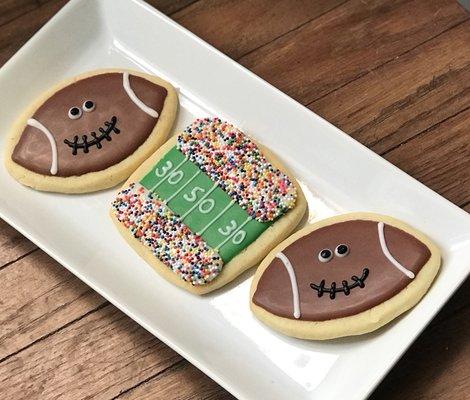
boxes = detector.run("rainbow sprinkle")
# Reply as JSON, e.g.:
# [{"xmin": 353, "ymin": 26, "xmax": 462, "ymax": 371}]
[
  {"xmin": 112, "ymin": 183, "xmax": 223, "ymax": 285},
  {"xmin": 177, "ymin": 118, "xmax": 297, "ymax": 222}
]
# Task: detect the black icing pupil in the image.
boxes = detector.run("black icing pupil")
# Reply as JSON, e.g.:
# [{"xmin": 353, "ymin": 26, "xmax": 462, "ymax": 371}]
[
  {"xmin": 337, "ymin": 245, "xmax": 348, "ymax": 255},
  {"xmin": 70, "ymin": 107, "xmax": 80, "ymax": 115},
  {"xmin": 85, "ymin": 101, "xmax": 93, "ymax": 109},
  {"xmin": 320, "ymin": 249, "xmax": 331, "ymax": 259}
]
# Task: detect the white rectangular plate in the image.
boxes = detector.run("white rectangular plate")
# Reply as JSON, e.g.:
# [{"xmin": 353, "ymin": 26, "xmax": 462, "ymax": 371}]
[{"xmin": 1, "ymin": 1, "xmax": 469, "ymax": 399}]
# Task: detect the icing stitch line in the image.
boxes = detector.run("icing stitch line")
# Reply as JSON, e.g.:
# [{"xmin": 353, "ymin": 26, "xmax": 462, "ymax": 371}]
[
  {"xmin": 377, "ymin": 222, "xmax": 415, "ymax": 279},
  {"xmin": 310, "ymin": 268, "xmax": 369, "ymax": 300},
  {"xmin": 123, "ymin": 72, "xmax": 159, "ymax": 118},
  {"xmin": 276, "ymin": 252, "xmax": 301, "ymax": 319},
  {"xmin": 27, "ymin": 118, "xmax": 58, "ymax": 175},
  {"xmin": 63, "ymin": 116, "xmax": 120, "ymax": 155}
]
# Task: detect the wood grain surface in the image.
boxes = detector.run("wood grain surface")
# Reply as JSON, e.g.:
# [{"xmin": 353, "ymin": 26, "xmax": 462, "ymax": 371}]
[{"xmin": 0, "ymin": 0, "xmax": 469, "ymax": 399}]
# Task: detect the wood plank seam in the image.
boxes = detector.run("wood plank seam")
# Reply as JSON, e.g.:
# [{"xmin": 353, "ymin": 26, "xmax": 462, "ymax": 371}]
[
  {"xmin": 108, "ymin": 301, "xmax": 470, "ymax": 399},
  {"xmin": 0, "ymin": 301, "xmax": 109, "ymax": 365},
  {"xmin": 0, "ymin": 1, "xmax": 40, "ymax": 30},
  {"xmin": 36, "ymin": 285, "xmax": 97, "ymax": 320},
  {"xmin": 0, "ymin": 287, "xmax": 102, "ymax": 359},
  {"xmin": 305, "ymin": 17, "xmax": 470, "ymax": 107},
  {"xmin": 0, "ymin": 247, "xmax": 38, "ymax": 271},
  {"xmin": 0, "ymin": 0, "xmax": 67, "ymax": 58},
  {"xmin": 380, "ymin": 104, "xmax": 470, "ymax": 156},
  {"xmin": 168, "ymin": 0, "xmax": 200, "ymax": 16},
  {"xmin": 113, "ymin": 358, "xmax": 228, "ymax": 400},
  {"xmin": 351, "ymin": 63, "xmax": 470, "ymax": 150},
  {"xmin": 111, "ymin": 358, "xmax": 186, "ymax": 400},
  {"xmin": 0, "ymin": 0, "xmax": 41, "ymax": 30},
  {"xmin": 233, "ymin": 0, "xmax": 350, "ymax": 63},
  {"xmin": 0, "ymin": 0, "xmax": 197, "ymax": 56}
]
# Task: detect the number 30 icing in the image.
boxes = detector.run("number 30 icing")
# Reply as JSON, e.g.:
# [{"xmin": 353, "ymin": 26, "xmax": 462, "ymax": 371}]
[{"xmin": 112, "ymin": 118, "xmax": 298, "ymax": 285}]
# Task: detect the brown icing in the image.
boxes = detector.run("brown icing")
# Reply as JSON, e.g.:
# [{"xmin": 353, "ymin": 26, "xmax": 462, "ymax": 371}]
[
  {"xmin": 252, "ymin": 220, "xmax": 431, "ymax": 321},
  {"xmin": 12, "ymin": 73, "xmax": 167, "ymax": 177}
]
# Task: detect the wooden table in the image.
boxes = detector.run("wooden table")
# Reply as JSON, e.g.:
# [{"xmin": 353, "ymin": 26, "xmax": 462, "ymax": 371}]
[{"xmin": 1, "ymin": 0, "xmax": 469, "ymax": 399}]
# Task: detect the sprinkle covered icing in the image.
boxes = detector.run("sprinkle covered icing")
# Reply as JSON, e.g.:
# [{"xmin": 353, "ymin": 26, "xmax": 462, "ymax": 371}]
[
  {"xmin": 177, "ymin": 118, "xmax": 297, "ymax": 222},
  {"xmin": 112, "ymin": 183, "xmax": 223, "ymax": 285}
]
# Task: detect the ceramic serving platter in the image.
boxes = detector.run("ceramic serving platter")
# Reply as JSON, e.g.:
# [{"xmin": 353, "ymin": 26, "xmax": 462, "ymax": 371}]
[{"xmin": 0, "ymin": 1, "xmax": 469, "ymax": 399}]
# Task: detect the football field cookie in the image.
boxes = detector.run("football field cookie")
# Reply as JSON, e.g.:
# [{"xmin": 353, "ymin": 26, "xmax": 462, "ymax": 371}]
[
  {"xmin": 110, "ymin": 118, "xmax": 307, "ymax": 294},
  {"xmin": 250, "ymin": 213, "xmax": 441, "ymax": 339},
  {"xmin": 4, "ymin": 69, "xmax": 178, "ymax": 193}
]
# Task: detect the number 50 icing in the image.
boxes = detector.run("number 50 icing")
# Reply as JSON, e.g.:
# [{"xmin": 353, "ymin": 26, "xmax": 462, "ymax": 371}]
[{"xmin": 112, "ymin": 118, "xmax": 298, "ymax": 285}]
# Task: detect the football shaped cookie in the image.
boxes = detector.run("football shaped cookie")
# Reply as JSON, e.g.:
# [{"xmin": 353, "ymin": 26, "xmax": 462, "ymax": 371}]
[
  {"xmin": 250, "ymin": 213, "xmax": 441, "ymax": 339},
  {"xmin": 110, "ymin": 118, "xmax": 307, "ymax": 294},
  {"xmin": 4, "ymin": 69, "xmax": 178, "ymax": 193}
]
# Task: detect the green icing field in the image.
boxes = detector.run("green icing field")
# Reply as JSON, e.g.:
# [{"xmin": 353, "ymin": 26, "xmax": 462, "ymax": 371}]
[{"xmin": 140, "ymin": 146, "xmax": 271, "ymax": 262}]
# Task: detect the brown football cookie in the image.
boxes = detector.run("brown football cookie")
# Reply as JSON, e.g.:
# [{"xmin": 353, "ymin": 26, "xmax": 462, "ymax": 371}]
[
  {"xmin": 4, "ymin": 69, "xmax": 178, "ymax": 193},
  {"xmin": 250, "ymin": 213, "xmax": 441, "ymax": 339}
]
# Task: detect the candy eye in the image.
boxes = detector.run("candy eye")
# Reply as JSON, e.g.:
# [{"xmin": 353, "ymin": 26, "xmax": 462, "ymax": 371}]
[
  {"xmin": 318, "ymin": 249, "xmax": 333, "ymax": 263},
  {"xmin": 335, "ymin": 244, "xmax": 349, "ymax": 257},
  {"xmin": 68, "ymin": 106, "xmax": 82, "ymax": 119},
  {"xmin": 82, "ymin": 100, "xmax": 95, "ymax": 112}
]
